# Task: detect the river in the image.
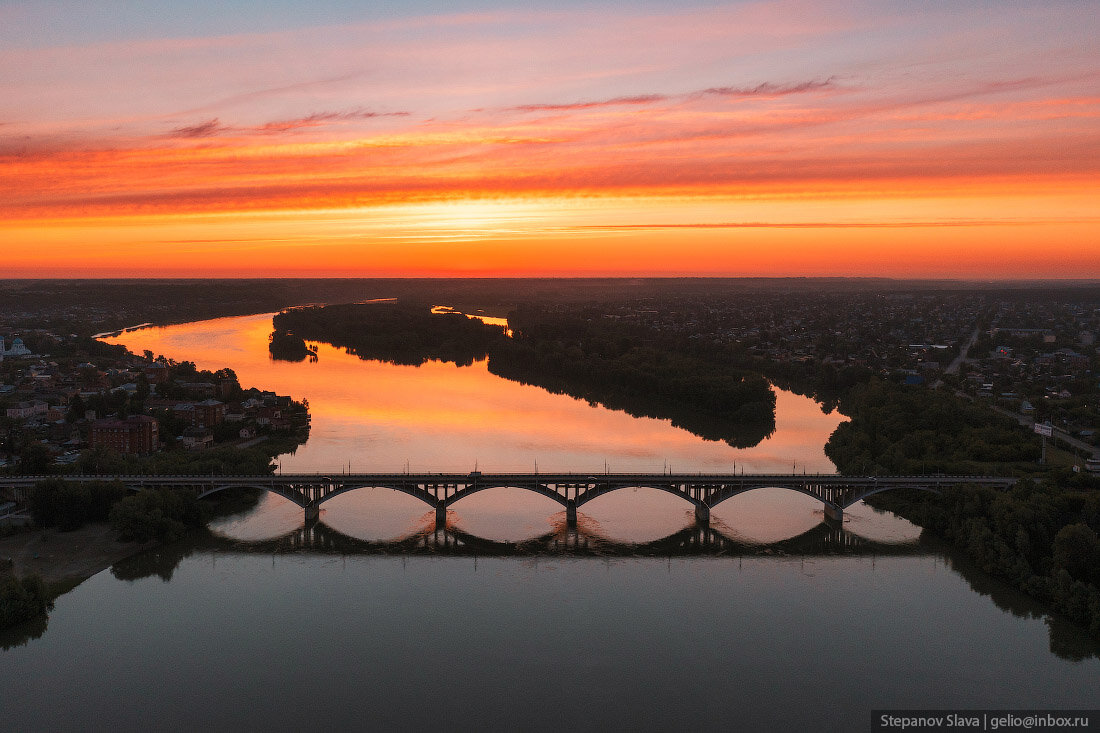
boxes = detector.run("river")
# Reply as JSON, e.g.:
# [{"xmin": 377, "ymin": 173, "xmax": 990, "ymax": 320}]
[{"xmin": 1, "ymin": 311, "xmax": 1096, "ymax": 731}]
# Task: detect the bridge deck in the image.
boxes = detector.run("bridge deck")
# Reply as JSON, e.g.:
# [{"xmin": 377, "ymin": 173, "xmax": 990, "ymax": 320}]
[
  {"xmin": 0, "ymin": 472, "xmax": 1018, "ymax": 487},
  {"xmin": 0, "ymin": 471, "xmax": 1017, "ymax": 525}
]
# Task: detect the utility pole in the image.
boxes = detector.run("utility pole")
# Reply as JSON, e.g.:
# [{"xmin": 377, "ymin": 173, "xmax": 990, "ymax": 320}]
[{"xmin": 1034, "ymin": 421, "xmax": 1052, "ymax": 465}]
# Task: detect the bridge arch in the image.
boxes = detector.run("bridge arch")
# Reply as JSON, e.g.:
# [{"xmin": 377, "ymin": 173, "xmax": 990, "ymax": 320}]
[
  {"xmin": 441, "ymin": 482, "xmax": 570, "ymax": 510},
  {"xmin": 196, "ymin": 483, "xmax": 308, "ymax": 507},
  {"xmin": 314, "ymin": 482, "xmax": 437, "ymax": 510},
  {"xmin": 573, "ymin": 482, "xmax": 706, "ymax": 510},
  {"xmin": 709, "ymin": 484, "xmax": 842, "ymax": 512},
  {"xmin": 844, "ymin": 484, "xmax": 941, "ymax": 506}
]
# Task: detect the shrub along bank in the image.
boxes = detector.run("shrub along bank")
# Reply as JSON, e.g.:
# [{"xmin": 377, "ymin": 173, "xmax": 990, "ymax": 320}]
[{"xmin": 0, "ymin": 575, "xmax": 52, "ymax": 631}]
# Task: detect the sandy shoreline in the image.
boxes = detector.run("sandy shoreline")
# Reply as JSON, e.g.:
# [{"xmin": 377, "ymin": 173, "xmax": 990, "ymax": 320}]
[{"xmin": 0, "ymin": 523, "xmax": 152, "ymax": 594}]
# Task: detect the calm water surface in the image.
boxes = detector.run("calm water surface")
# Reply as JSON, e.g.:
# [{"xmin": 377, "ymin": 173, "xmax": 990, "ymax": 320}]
[{"xmin": 2, "ymin": 312, "xmax": 1096, "ymax": 731}]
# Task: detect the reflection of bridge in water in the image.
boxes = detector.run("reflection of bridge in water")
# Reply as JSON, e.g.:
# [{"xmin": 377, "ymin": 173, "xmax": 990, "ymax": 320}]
[
  {"xmin": 209, "ymin": 519, "xmax": 927, "ymax": 558},
  {"xmin": 1, "ymin": 472, "xmax": 1016, "ymax": 526}
]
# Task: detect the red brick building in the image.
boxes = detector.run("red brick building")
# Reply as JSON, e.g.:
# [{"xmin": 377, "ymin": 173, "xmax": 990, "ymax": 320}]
[
  {"xmin": 171, "ymin": 399, "xmax": 224, "ymax": 428},
  {"xmin": 90, "ymin": 415, "xmax": 159, "ymax": 454},
  {"xmin": 196, "ymin": 399, "xmax": 225, "ymax": 427}
]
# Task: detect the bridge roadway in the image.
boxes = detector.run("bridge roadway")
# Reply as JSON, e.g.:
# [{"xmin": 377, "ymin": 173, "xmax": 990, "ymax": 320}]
[{"xmin": 0, "ymin": 471, "xmax": 1016, "ymax": 526}]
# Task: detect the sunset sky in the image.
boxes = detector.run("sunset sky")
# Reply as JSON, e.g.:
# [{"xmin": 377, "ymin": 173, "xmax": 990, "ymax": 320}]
[{"xmin": 2, "ymin": 0, "xmax": 1097, "ymax": 277}]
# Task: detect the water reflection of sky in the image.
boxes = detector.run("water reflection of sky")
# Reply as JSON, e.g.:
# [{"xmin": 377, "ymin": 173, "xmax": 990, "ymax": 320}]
[{"xmin": 108, "ymin": 313, "xmax": 919, "ymax": 545}]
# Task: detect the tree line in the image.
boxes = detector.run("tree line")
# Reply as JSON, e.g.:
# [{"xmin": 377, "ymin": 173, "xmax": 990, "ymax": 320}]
[{"xmin": 271, "ymin": 303, "xmax": 502, "ymax": 366}]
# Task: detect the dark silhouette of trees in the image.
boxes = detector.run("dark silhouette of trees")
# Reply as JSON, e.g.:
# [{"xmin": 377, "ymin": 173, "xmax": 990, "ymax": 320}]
[
  {"xmin": 825, "ymin": 379, "xmax": 1040, "ymax": 474},
  {"xmin": 271, "ymin": 303, "xmax": 502, "ymax": 366},
  {"xmin": 0, "ymin": 575, "xmax": 52, "ymax": 631},
  {"xmin": 268, "ymin": 330, "xmax": 317, "ymax": 362},
  {"xmin": 29, "ymin": 477, "xmax": 126, "ymax": 531},
  {"xmin": 109, "ymin": 489, "xmax": 205, "ymax": 543}
]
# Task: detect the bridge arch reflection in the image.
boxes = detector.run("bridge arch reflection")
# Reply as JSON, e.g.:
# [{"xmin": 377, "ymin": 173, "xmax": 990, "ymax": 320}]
[{"xmin": 210, "ymin": 518, "xmax": 925, "ymax": 559}]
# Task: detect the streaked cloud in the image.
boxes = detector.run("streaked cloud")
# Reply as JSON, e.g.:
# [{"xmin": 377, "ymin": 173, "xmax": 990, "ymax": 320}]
[
  {"xmin": 254, "ymin": 109, "xmax": 410, "ymax": 133},
  {"xmin": 165, "ymin": 109, "xmax": 412, "ymax": 138},
  {"xmin": 507, "ymin": 78, "xmax": 837, "ymax": 113},
  {"xmin": 169, "ymin": 118, "xmax": 226, "ymax": 138},
  {"xmin": 510, "ymin": 94, "xmax": 669, "ymax": 112},
  {"xmin": 699, "ymin": 79, "xmax": 836, "ymax": 97}
]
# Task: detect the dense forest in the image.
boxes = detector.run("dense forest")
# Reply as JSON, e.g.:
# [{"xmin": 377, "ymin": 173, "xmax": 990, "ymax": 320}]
[
  {"xmin": 825, "ymin": 379, "xmax": 1041, "ymax": 474},
  {"xmin": 491, "ymin": 306, "xmax": 776, "ymax": 447},
  {"xmin": 271, "ymin": 303, "xmax": 503, "ymax": 366}
]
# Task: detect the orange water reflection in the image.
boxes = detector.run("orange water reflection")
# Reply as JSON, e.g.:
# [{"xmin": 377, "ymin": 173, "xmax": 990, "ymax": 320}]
[{"xmin": 106, "ymin": 313, "xmax": 919, "ymax": 544}]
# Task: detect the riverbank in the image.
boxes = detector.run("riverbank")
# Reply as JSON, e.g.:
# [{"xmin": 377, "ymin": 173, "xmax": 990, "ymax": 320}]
[{"xmin": 0, "ymin": 523, "xmax": 151, "ymax": 596}]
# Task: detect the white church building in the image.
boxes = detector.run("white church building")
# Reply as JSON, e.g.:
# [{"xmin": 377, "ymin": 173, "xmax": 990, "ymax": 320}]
[{"xmin": 0, "ymin": 337, "xmax": 33, "ymax": 361}]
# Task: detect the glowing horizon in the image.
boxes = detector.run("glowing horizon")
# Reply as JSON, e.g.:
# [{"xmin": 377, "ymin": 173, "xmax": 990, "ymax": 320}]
[{"xmin": 3, "ymin": 1, "xmax": 1098, "ymax": 278}]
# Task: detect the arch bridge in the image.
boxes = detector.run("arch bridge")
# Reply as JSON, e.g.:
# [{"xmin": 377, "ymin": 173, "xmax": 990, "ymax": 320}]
[{"xmin": 0, "ymin": 471, "xmax": 1016, "ymax": 527}]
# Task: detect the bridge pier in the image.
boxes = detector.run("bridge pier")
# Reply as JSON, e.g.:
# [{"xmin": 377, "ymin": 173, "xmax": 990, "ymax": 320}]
[
  {"xmin": 694, "ymin": 503, "xmax": 710, "ymax": 525},
  {"xmin": 304, "ymin": 504, "xmax": 320, "ymax": 525},
  {"xmin": 823, "ymin": 504, "xmax": 844, "ymax": 523},
  {"xmin": 435, "ymin": 503, "xmax": 448, "ymax": 528},
  {"xmin": 566, "ymin": 501, "xmax": 577, "ymax": 528}
]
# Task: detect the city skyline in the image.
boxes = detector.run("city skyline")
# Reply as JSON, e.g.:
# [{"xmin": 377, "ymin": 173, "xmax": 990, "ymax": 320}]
[{"xmin": 2, "ymin": 0, "xmax": 1098, "ymax": 277}]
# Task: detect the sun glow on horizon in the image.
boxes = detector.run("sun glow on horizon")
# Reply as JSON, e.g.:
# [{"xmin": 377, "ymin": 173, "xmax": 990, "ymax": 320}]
[{"xmin": 2, "ymin": 1, "xmax": 1098, "ymax": 277}]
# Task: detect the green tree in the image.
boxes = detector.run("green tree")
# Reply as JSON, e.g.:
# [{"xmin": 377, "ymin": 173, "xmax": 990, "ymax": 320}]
[
  {"xmin": 0, "ymin": 575, "xmax": 52, "ymax": 630},
  {"xmin": 18, "ymin": 444, "xmax": 52, "ymax": 474},
  {"xmin": 74, "ymin": 446, "xmax": 129, "ymax": 475},
  {"xmin": 65, "ymin": 393, "xmax": 86, "ymax": 423},
  {"xmin": 29, "ymin": 477, "xmax": 126, "ymax": 530},
  {"xmin": 1052, "ymin": 523, "xmax": 1100, "ymax": 584},
  {"xmin": 110, "ymin": 489, "xmax": 203, "ymax": 543}
]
